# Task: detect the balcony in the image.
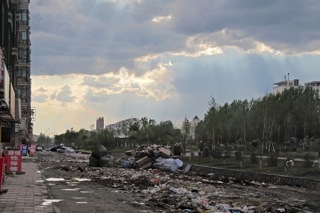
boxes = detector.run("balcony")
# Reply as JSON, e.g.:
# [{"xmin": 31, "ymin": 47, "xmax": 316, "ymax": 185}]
[
  {"xmin": 17, "ymin": 61, "xmax": 30, "ymax": 67},
  {"xmin": 19, "ymin": 2, "xmax": 29, "ymax": 10},
  {"xmin": 11, "ymin": 47, "xmax": 18, "ymax": 56},
  {"xmin": 8, "ymin": 12, "xmax": 13, "ymax": 25},
  {"xmin": 17, "ymin": 80, "xmax": 28, "ymax": 86}
]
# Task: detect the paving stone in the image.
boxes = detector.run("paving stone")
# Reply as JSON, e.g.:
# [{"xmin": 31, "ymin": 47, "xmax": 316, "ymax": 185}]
[{"xmin": 0, "ymin": 157, "xmax": 56, "ymax": 212}]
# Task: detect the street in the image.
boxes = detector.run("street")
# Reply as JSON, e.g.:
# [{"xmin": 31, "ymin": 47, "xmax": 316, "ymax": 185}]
[{"xmin": 37, "ymin": 151, "xmax": 320, "ymax": 213}]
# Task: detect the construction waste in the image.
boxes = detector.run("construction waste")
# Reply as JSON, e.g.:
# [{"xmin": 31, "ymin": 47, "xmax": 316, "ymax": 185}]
[
  {"xmin": 38, "ymin": 151, "xmax": 316, "ymax": 213},
  {"xmin": 89, "ymin": 144, "xmax": 184, "ymax": 172}
]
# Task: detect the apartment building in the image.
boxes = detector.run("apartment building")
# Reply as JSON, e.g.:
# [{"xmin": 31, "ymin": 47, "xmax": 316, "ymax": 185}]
[
  {"xmin": 305, "ymin": 81, "xmax": 320, "ymax": 92},
  {"xmin": 272, "ymin": 75, "xmax": 299, "ymax": 94},
  {"xmin": 106, "ymin": 118, "xmax": 140, "ymax": 138},
  {"xmin": 273, "ymin": 73, "xmax": 320, "ymax": 95},
  {"xmin": 0, "ymin": 0, "xmax": 32, "ymax": 148},
  {"xmin": 96, "ymin": 117, "xmax": 104, "ymax": 130}
]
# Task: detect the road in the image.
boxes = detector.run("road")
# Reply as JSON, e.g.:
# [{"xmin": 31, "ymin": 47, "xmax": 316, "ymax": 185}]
[{"xmin": 37, "ymin": 151, "xmax": 320, "ymax": 213}]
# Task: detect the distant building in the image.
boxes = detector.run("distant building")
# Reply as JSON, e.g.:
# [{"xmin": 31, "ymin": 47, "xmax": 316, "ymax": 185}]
[
  {"xmin": 106, "ymin": 118, "xmax": 140, "ymax": 138},
  {"xmin": 273, "ymin": 74, "xmax": 299, "ymax": 94},
  {"xmin": 96, "ymin": 117, "xmax": 104, "ymax": 130},
  {"xmin": 273, "ymin": 74, "xmax": 320, "ymax": 95},
  {"xmin": 181, "ymin": 116, "xmax": 201, "ymax": 139},
  {"xmin": 305, "ymin": 81, "xmax": 320, "ymax": 92},
  {"xmin": 190, "ymin": 116, "xmax": 200, "ymax": 139}
]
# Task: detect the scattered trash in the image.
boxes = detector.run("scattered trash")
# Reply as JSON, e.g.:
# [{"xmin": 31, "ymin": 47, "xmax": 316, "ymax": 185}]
[
  {"xmin": 36, "ymin": 149, "xmax": 318, "ymax": 213},
  {"xmin": 285, "ymin": 159, "xmax": 294, "ymax": 167},
  {"xmin": 153, "ymin": 157, "xmax": 183, "ymax": 172},
  {"xmin": 56, "ymin": 146, "xmax": 75, "ymax": 153},
  {"xmin": 88, "ymin": 144, "xmax": 184, "ymax": 173}
]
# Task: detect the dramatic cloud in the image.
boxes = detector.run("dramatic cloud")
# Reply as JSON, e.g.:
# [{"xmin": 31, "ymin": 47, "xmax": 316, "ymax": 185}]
[{"xmin": 30, "ymin": 0, "xmax": 320, "ymax": 134}]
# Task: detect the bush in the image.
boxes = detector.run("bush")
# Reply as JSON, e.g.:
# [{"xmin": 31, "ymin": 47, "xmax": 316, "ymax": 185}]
[
  {"xmin": 203, "ymin": 147, "xmax": 211, "ymax": 157},
  {"xmin": 212, "ymin": 149, "xmax": 222, "ymax": 158},
  {"xmin": 280, "ymin": 148, "xmax": 287, "ymax": 152},
  {"xmin": 251, "ymin": 140, "xmax": 258, "ymax": 148},
  {"xmin": 235, "ymin": 151, "xmax": 242, "ymax": 161},
  {"xmin": 267, "ymin": 154, "xmax": 278, "ymax": 167},
  {"xmin": 303, "ymin": 154, "xmax": 314, "ymax": 168},
  {"xmin": 291, "ymin": 147, "xmax": 297, "ymax": 152},
  {"xmin": 224, "ymin": 151, "xmax": 230, "ymax": 159},
  {"xmin": 250, "ymin": 153, "xmax": 258, "ymax": 164}
]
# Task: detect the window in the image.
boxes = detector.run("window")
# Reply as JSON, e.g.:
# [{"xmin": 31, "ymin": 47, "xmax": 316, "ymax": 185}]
[
  {"xmin": 19, "ymin": 30, "xmax": 28, "ymax": 43},
  {"xmin": 19, "ymin": 48, "xmax": 28, "ymax": 59},
  {"xmin": 17, "ymin": 67, "xmax": 28, "ymax": 77},
  {"xmin": 21, "ymin": 31, "xmax": 27, "ymax": 40},
  {"xmin": 20, "ymin": 11, "xmax": 28, "ymax": 22},
  {"xmin": 21, "ymin": 67, "xmax": 27, "ymax": 77},
  {"xmin": 21, "ymin": 90, "xmax": 27, "ymax": 98}
]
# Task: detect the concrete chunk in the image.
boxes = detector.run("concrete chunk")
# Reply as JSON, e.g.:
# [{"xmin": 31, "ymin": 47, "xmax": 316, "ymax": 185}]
[
  {"xmin": 159, "ymin": 147, "xmax": 171, "ymax": 158},
  {"xmin": 125, "ymin": 150, "xmax": 136, "ymax": 157},
  {"xmin": 136, "ymin": 156, "xmax": 152, "ymax": 167}
]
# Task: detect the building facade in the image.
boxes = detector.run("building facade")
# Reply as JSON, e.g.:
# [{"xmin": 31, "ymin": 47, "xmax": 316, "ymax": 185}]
[
  {"xmin": 106, "ymin": 118, "xmax": 140, "ymax": 138},
  {"xmin": 96, "ymin": 117, "xmax": 104, "ymax": 130},
  {"xmin": 272, "ymin": 76, "xmax": 299, "ymax": 94},
  {"xmin": 181, "ymin": 116, "xmax": 200, "ymax": 140},
  {"xmin": 0, "ymin": 0, "xmax": 32, "ymax": 148},
  {"xmin": 305, "ymin": 81, "xmax": 320, "ymax": 93},
  {"xmin": 273, "ymin": 74, "xmax": 320, "ymax": 95}
]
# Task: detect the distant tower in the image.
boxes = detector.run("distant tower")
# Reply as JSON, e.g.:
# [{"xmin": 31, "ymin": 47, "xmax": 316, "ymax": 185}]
[{"xmin": 96, "ymin": 117, "xmax": 104, "ymax": 130}]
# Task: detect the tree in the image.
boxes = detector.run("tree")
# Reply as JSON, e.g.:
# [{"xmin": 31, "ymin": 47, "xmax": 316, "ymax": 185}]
[
  {"xmin": 36, "ymin": 133, "xmax": 50, "ymax": 147},
  {"xmin": 140, "ymin": 117, "xmax": 156, "ymax": 146},
  {"xmin": 200, "ymin": 87, "xmax": 320, "ymax": 156},
  {"xmin": 195, "ymin": 120, "xmax": 208, "ymax": 143},
  {"xmin": 182, "ymin": 118, "xmax": 190, "ymax": 143},
  {"xmin": 204, "ymin": 97, "xmax": 219, "ymax": 159},
  {"xmin": 128, "ymin": 122, "xmax": 140, "ymax": 147}
]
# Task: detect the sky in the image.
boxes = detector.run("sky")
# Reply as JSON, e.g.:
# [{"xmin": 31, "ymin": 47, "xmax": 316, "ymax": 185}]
[{"xmin": 30, "ymin": 0, "xmax": 320, "ymax": 135}]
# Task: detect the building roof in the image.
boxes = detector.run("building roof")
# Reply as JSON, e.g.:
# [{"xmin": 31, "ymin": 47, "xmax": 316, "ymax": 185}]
[{"xmin": 305, "ymin": 81, "xmax": 320, "ymax": 86}]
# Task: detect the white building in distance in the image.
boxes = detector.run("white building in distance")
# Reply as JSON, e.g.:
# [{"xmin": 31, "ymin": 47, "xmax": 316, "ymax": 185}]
[
  {"xmin": 273, "ymin": 74, "xmax": 320, "ymax": 95},
  {"xmin": 105, "ymin": 118, "xmax": 140, "ymax": 138},
  {"xmin": 181, "ymin": 116, "xmax": 201, "ymax": 140},
  {"xmin": 272, "ymin": 74, "xmax": 299, "ymax": 94},
  {"xmin": 305, "ymin": 81, "xmax": 320, "ymax": 92}
]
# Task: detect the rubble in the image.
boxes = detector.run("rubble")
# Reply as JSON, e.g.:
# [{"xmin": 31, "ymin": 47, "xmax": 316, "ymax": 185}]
[
  {"xmin": 37, "ymin": 150, "xmax": 319, "ymax": 213},
  {"xmin": 153, "ymin": 157, "xmax": 183, "ymax": 172},
  {"xmin": 88, "ymin": 144, "xmax": 184, "ymax": 172}
]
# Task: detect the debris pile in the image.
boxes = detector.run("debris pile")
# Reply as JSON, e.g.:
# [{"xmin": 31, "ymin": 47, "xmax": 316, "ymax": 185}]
[
  {"xmin": 89, "ymin": 144, "xmax": 184, "ymax": 172},
  {"xmin": 37, "ymin": 152, "xmax": 318, "ymax": 213},
  {"xmin": 89, "ymin": 145, "xmax": 114, "ymax": 167}
]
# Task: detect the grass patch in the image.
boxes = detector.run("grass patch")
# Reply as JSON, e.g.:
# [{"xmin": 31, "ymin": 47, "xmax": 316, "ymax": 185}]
[
  {"xmin": 183, "ymin": 155, "xmax": 320, "ymax": 180},
  {"xmin": 276, "ymin": 151, "xmax": 318, "ymax": 159}
]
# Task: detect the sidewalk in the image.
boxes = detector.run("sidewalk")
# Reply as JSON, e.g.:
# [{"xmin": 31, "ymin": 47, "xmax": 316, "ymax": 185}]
[{"xmin": 0, "ymin": 157, "xmax": 57, "ymax": 213}]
